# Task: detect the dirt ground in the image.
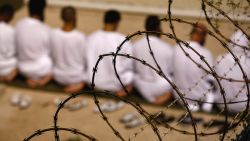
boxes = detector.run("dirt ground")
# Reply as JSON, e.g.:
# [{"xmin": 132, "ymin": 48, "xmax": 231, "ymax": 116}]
[{"xmin": 0, "ymin": 85, "xmax": 243, "ymax": 141}]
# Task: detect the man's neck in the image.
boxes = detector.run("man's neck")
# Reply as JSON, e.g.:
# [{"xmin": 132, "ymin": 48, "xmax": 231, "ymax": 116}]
[
  {"xmin": 0, "ymin": 16, "xmax": 7, "ymax": 23},
  {"xmin": 148, "ymin": 33, "xmax": 160, "ymax": 38},
  {"xmin": 190, "ymin": 39, "xmax": 204, "ymax": 46},
  {"xmin": 103, "ymin": 24, "xmax": 116, "ymax": 32},
  {"xmin": 62, "ymin": 23, "xmax": 75, "ymax": 32},
  {"xmin": 30, "ymin": 15, "xmax": 43, "ymax": 21}
]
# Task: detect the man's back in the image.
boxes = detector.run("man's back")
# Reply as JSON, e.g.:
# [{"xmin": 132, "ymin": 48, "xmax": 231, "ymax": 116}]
[
  {"xmin": 0, "ymin": 22, "xmax": 16, "ymax": 75},
  {"xmin": 86, "ymin": 30, "xmax": 133, "ymax": 91},
  {"xmin": 173, "ymin": 41, "xmax": 213, "ymax": 100},
  {"xmin": 16, "ymin": 17, "xmax": 50, "ymax": 61},
  {"xmin": 215, "ymin": 54, "xmax": 250, "ymax": 102},
  {"xmin": 133, "ymin": 36, "xmax": 173, "ymax": 102},
  {"xmin": 134, "ymin": 36, "xmax": 173, "ymax": 81},
  {"xmin": 215, "ymin": 30, "xmax": 250, "ymax": 112},
  {"xmin": 51, "ymin": 28, "xmax": 86, "ymax": 84},
  {"xmin": 15, "ymin": 17, "xmax": 52, "ymax": 79},
  {"xmin": 0, "ymin": 22, "xmax": 15, "ymax": 61}
]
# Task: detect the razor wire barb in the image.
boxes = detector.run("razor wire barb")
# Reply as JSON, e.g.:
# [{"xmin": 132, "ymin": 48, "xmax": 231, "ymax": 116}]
[{"xmin": 24, "ymin": 0, "xmax": 249, "ymax": 141}]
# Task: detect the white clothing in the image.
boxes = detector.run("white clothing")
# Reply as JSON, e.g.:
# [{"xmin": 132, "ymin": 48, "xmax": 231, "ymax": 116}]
[
  {"xmin": 0, "ymin": 22, "xmax": 17, "ymax": 76},
  {"xmin": 172, "ymin": 41, "xmax": 214, "ymax": 106},
  {"xmin": 16, "ymin": 17, "xmax": 52, "ymax": 79},
  {"xmin": 215, "ymin": 30, "xmax": 250, "ymax": 112},
  {"xmin": 133, "ymin": 36, "xmax": 173, "ymax": 102},
  {"xmin": 51, "ymin": 28, "xmax": 87, "ymax": 85},
  {"xmin": 86, "ymin": 30, "xmax": 134, "ymax": 91}
]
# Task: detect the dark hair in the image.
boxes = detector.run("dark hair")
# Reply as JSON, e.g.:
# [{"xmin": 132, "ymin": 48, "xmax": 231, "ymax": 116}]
[
  {"xmin": 28, "ymin": 0, "xmax": 46, "ymax": 16},
  {"xmin": 61, "ymin": 6, "xmax": 76, "ymax": 23},
  {"xmin": 0, "ymin": 4, "xmax": 14, "ymax": 16},
  {"xmin": 145, "ymin": 15, "xmax": 160, "ymax": 32},
  {"xmin": 104, "ymin": 10, "xmax": 121, "ymax": 24}
]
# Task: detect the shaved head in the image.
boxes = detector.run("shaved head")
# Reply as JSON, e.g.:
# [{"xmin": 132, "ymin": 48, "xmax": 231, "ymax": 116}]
[
  {"xmin": 145, "ymin": 15, "xmax": 161, "ymax": 37},
  {"xmin": 0, "ymin": 4, "xmax": 14, "ymax": 23},
  {"xmin": 61, "ymin": 6, "xmax": 76, "ymax": 23},
  {"xmin": 190, "ymin": 23, "xmax": 208, "ymax": 46},
  {"xmin": 28, "ymin": 0, "xmax": 46, "ymax": 19},
  {"xmin": 104, "ymin": 10, "xmax": 121, "ymax": 24},
  {"xmin": 191, "ymin": 23, "xmax": 207, "ymax": 35}
]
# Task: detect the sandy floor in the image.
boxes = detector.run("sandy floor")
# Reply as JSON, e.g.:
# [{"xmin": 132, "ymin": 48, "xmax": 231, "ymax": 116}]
[{"xmin": 0, "ymin": 85, "xmax": 243, "ymax": 141}]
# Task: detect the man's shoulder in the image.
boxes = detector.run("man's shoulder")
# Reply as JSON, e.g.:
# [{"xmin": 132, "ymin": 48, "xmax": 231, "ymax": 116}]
[
  {"xmin": 114, "ymin": 32, "xmax": 126, "ymax": 39},
  {"xmin": 88, "ymin": 30, "xmax": 102, "ymax": 38},
  {"xmin": 133, "ymin": 37, "xmax": 143, "ymax": 45},
  {"xmin": 16, "ymin": 17, "xmax": 28, "ymax": 24},
  {"xmin": 0, "ymin": 22, "xmax": 14, "ymax": 32},
  {"xmin": 156, "ymin": 38, "xmax": 173, "ymax": 49},
  {"xmin": 216, "ymin": 53, "xmax": 231, "ymax": 62},
  {"xmin": 73, "ymin": 30, "xmax": 86, "ymax": 39},
  {"xmin": 16, "ymin": 17, "xmax": 50, "ymax": 30}
]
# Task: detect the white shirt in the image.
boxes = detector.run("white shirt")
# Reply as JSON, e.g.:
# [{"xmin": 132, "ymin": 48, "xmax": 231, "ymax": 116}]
[
  {"xmin": 133, "ymin": 36, "xmax": 173, "ymax": 102},
  {"xmin": 51, "ymin": 28, "xmax": 87, "ymax": 85},
  {"xmin": 172, "ymin": 41, "xmax": 213, "ymax": 105},
  {"xmin": 215, "ymin": 30, "xmax": 250, "ymax": 112},
  {"xmin": 86, "ymin": 30, "xmax": 134, "ymax": 91},
  {"xmin": 0, "ymin": 22, "xmax": 17, "ymax": 76},
  {"xmin": 16, "ymin": 17, "xmax": 52, "ymax": 79}
]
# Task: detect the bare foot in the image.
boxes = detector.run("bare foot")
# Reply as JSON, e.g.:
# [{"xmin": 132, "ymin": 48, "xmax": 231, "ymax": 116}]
[
  {"xmin": 64, "ymin": 82, "xmax": 85, "ymax": 93},
  {"xmin": 4, "ymin": 69, "xmax": 17, "ymax": 82},
  {"xmin": 116, "ymin": 85, "xmax": 133, "ymax": 97},
  {"xmin": 27, "ymin": 79, "xmax": 39, "ymax": 88},
  {"xmin": 154, "ymin": 92, "xmax": 172, "ymax": 105},
  {"xmin": 37, "ymin": 74, "xmax": 52, "ymax": 86},
  {"xmin": 116, "ymin": 90, "xmax": 127, "ymax": 97}
]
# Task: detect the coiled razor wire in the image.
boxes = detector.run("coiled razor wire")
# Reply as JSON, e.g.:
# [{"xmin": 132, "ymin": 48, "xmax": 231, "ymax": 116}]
[{"xmin": 23, "ymin": 0, "xmax": 249, "ymax": 141}]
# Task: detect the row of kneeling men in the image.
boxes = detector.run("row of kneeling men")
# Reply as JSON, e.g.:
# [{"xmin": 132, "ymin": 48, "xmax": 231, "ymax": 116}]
[{"xmin": 0, "ymin": 1, "xmax": 249, "ymax": 113}]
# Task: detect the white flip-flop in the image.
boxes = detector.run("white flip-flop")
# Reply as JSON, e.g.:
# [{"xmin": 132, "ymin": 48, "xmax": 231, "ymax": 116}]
[
  {"xmin": 188, "ymin": 103, "xmax": 200, "ymax": 112},
  {"xmin": 116, "ymin": 101, "xmax": 125, "ymax": 109},
  {"xmin": 10, "ymin": 92, "xmax": 22, "ymax": 106},
  {"xmin": 124, "ymin": 118, "xmax": 145, "ymax": 129},
  {"xmin": 202, "ymin": 92, "xmax": 215, "ymax": 112},
  {"xmin": 67, "ymin": 100, "xmax": 88, "ymax": 111},
  {"xmin": 93, "ymin": 101, "xmax": 125, "ymax": 113},
  {"xmin": 93, "ymin": 101, "xmax": 117, "ymax": 113},
  {"xmin": 19, "ymin": 96, "xmax": 32, "ymax": 110},
  {"xmin": 120, "ymin": 112, "xmax": 138, "ymax": 123},
  {"xmin": 54, "ymin": 97, "xmax": 69, "ymax": 108}
]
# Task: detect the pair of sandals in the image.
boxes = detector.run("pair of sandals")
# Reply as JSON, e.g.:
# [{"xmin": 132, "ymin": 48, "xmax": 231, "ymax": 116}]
[
  {"xmin": 178, "ymin": 114, "xmax": 230, "ymax": 130},
  {"xmin": 10, "ymin": 93, "xmax": 32, "ymax": 110},
  {"xmin": 189, "ymin": 93, "xmax": 215, "ymax": 112},
  {"xmin": 54, "ymin": 98, "xmax": 88, "ymax": 111},
  {"xmin": 119, "ymin": 112, "xmax": 175, "ymax": 129},
  {"xmin": 188, "ymin": 103, "xmax": 214, "ymax": 113},
  {"xmin": 120, "ymin": 112, "xmax": 145, "ymax": 129},
  {"xmin": 177, "ymin": 114, "xmax": 204, "ymax": 124},
  {"xmin": 93, "ymin": 101, "xmax": 125, "ymax": 113}
]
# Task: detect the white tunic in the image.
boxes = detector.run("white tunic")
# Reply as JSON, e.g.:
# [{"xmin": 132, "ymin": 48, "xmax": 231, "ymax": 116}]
[
  {"xmin": 51, "ymin": 28, "xmax": 87, "ymax": 85},
  {"xmin": 172, "ymin": 41, "xmax": 214, "ymax": 105},
  {"xmin": 0, "ymin": 22, "xmax": 17, "ymax": 76},
  {"xmin": 215, "ymin": 30, "xmax": 250, "ymax": 112},
  {"xmin": 133, "ymin": 36, "xmax": 173, "ymax": 102},
  {"xmin": 86, "ymin": 30, "xmax": 134, "ymax": 91},
  {"xmin": 16, "ymin": 17, "xmax": 52, "ymax": 79}
]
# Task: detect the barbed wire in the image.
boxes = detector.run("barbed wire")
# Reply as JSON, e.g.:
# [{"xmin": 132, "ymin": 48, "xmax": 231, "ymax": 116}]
[{"xmin": 23, "ymin": 0, "xmax": 249, "ymax": 141}]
